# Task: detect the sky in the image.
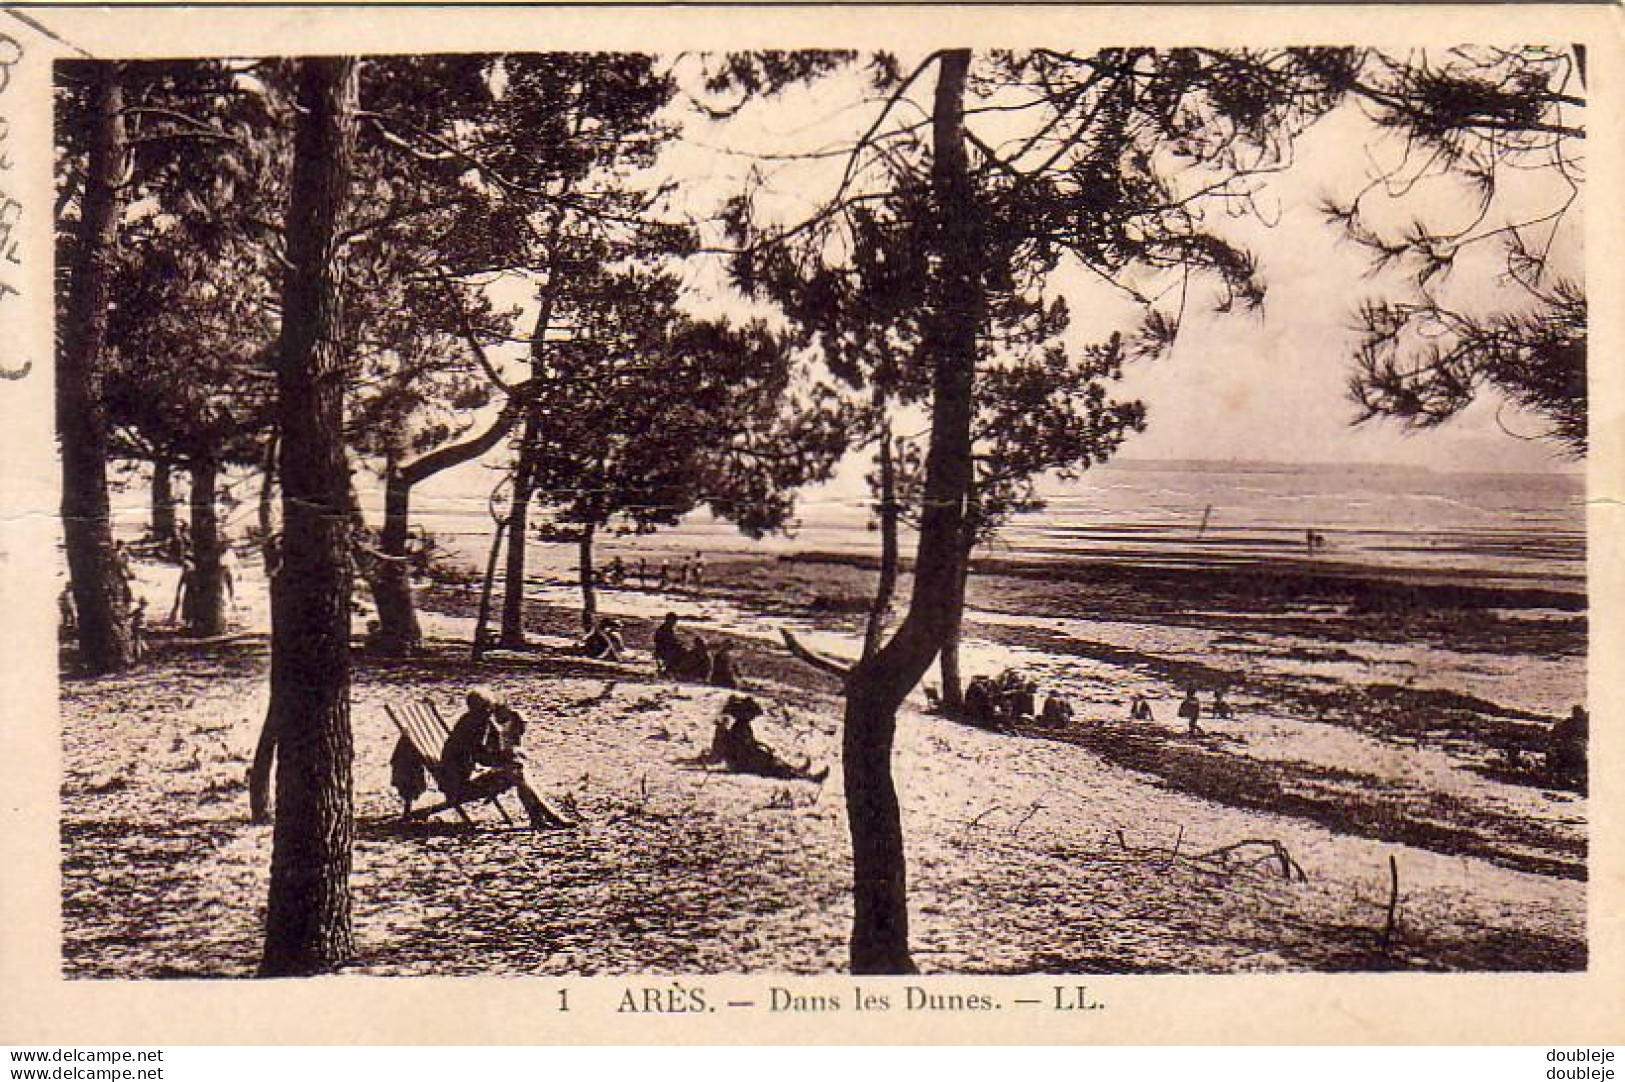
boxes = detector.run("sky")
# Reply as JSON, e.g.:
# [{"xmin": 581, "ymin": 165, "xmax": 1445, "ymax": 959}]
[
  {"xmin": 655, "ymin": 53, "xmax": 1584, "ymax": 477},
  {"xmin": 428, "ymin": 47, "xmax": 1584, "ymax": 537}
]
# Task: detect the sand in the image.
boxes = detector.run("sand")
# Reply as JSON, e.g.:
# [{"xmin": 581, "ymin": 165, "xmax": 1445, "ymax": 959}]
[{"xmin": 58, "ymin": 547, "xmax": 1586, "ymax": 977}]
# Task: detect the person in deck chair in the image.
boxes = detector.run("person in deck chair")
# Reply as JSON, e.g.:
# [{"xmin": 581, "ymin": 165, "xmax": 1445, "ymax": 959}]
[{"xmin": 441, "ymin": 689, "xmax": 573, "ymax": 830}]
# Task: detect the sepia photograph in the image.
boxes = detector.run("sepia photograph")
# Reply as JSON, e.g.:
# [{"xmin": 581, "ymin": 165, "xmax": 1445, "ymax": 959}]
[{"xmin": 19, "ymin": 10, "xmax": 1603, "ymax": 1013}]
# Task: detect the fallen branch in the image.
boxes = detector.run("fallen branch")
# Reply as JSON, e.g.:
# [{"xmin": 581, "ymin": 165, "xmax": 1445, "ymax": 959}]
[
  {"xmin": 779, "ymin": 628, "xmax": 853, "ymax": 681},
  {"xmin": 1193, "ymin": 838, "xmax": 1308, "ymax": 882}
]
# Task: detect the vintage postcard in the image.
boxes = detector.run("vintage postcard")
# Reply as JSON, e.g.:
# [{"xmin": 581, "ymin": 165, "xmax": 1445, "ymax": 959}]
[{"xmin": 0, "ymin": 1, "xmax": 1621, "ymax": 1045}]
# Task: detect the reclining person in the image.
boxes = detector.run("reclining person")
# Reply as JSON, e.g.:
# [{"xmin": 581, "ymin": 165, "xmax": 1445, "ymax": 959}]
[
  {"xmin": 708, "ymin": 695, "xmax": 827, "ymax": 783},
  {"xmin": 580, "ymin": 617, "xmax": 626, "ymax": 662},
  {"xmin": 441, "ymin": 689, "xmax": 573, "ymax": 830}
]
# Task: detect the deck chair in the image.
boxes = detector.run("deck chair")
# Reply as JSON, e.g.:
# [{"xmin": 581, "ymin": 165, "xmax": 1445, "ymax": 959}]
[{"xmin": 385, "ymin": 699, "xmax": 516, "ymax": 826}]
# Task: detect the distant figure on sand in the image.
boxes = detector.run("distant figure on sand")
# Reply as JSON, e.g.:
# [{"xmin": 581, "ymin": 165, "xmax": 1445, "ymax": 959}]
[
  {"xmin": 112, "ymin": 540, "xmax": 136, "ymax": 604},
  {"xmin": 652, "ymin": 612, "xmax": 684, "ymax": 675},
  {"xmin": 709, "ymin": 642, "xmax": 742, "ymax": 689},
  {"xmin": 1305, "ymin": 529, "xmax": 1327, "ymax": 555},
  {"xmin": 581, "ymin": 617, "xmax": 626, "ymax": 662},
  {"xmin": 1178, "ymin": 687, "xmax": 1202, "ymax": 734},
  {"xmin": 129, "ymin": 598, "xmax": 148, "ymax": 662},
  {"xmin": 1211, "ymin": 687, "xmax": 1233, "ymax": 719},
  {"xmin": 1129, "ymin": 693, "xmax": 1154, "ymax": 721},
  {"xmin": 1040, "ymin": 693, "xmax": 1074, "ymax": 728},
  {"xmin": 169, "ymin": 555, "xmax": 195, "ymax": 627},
  {"xmin": 707, "ymin": 695, "xmax": 827, "ymax": 783},
  {"xmin": 1546, "ymin": 705, "xmax": 1588, "ymax": 787},
  {"xmin": 219, "ymin": 543, "xmax": 238, "ymax": 611},
  {"xmin": 437, "ymin": 689, "xmax": 572, "ymax": 829}
]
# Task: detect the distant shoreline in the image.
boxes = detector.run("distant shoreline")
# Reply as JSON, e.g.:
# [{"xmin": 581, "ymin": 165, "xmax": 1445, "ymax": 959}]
[{"xmin": 772, "ymin": 548, "xmax": 1587, "ymax": 613}]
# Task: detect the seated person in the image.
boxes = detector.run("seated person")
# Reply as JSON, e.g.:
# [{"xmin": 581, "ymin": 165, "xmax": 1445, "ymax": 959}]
[
  {"xmin": 711, "ymin": 695, "xmax": 827, "ymax": 783},
  {"xmin": 1129, "ymin": 693, "xmax": 1154, "ymax": 721},
  {"xmin": 439, "ymin": 689, "xmax": 573, "ymax": 830},
  {"xmin": 1039, "ymin": 693, "xmax": 1073, "ymax": 728},
  {"xmin": 1547, "ymin": 705, "xmax": 1588, "ymax": 786},
  {"xmin": 652, "ymin": 612, "xmax": 683, "ymax": 675},
  {"xmin": 709, "ymin": 642, "xmax": 743, "ymax": 689},
  {"xmin": 963, "ymin": 675, "xmax": 999, "ymax": 728},
  {"xmin": 581, "ymin": 617, "xmax": 626, "ymax": 662},
  {"xmin": 1000, "ymin": 674, "xmax": 1037, "ymax": 724},
  {"xmin": 1211, "ymin": 687, "xmax": 1233, "ymax": 719},
  {"xmin": 672, "ymin": 635, "xmax": 713, "ymax": 683}
]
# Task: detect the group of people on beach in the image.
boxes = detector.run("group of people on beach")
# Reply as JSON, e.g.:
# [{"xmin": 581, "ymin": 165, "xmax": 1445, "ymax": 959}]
[
  {"xmin": 957, "ymin": 669, "xmax": 1075, "ymax": 730},
  {"xmin": 594, "ymin": 553, "xmax": 707, "ymax": 593},
  {"xmin": 650, "ymin": 611, "xmax": 744, "ymax": 688},
  {"xmin": 393, "ymin": 606, "xmax": 822, "ymax": 828},
  {"xmin": 1128, "ymin": 686, "xmax": 1233, "ymax": 733}
]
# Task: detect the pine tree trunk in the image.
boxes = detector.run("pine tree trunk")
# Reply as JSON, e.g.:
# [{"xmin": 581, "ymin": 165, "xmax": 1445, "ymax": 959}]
[
  {"xmin": 862, "ymin": 424, "xmax": 900, "ymax": 660},
  {"xmin": 260, "ymin": 57, "xmax": 358, "ymax": 979},
  {"xmin": 472, "ymin": 513, "xmax": 506, "ymax": 659},
  {"xmin": 58, "ymin": 62, "xmax": 133, "ymax": 675},
  {"xmin": 248, "ymin": 708, "xmax": 276, "ymax": 825},
  {"xmin": 377, "ymin": 402, "xmax": 517, "ymax": 655},
  {"xmin": 497, "ymin": 223, "xmax": 566, "ymax": 649},
  {"xmin": 184, "ymin": 457, "xmax": 227, "ymax": 637},
  {"xmin": 372, "ymin": 457, "xmax": 423, "ymax": 654},
  {"xmin": 258, "ymin": 432, "xmax": 278, "ymax": 573},
  {"xmin": 578, "ymin": 521, "xmax": 598, "ymax": 633},
  {"xmin": 498, "ymin": 422, "xmax": 538, "ymax": 647},
  {"xmin": 151, "ymin": 460, "xmax": 176, "ymax": 547},
  {"xmin": 841, "ymin": 48, "xmax": 979, "ymax": 975},
  {"xmin": 936, "ymin": 547, "xmax": 972, "ymax": 709}
]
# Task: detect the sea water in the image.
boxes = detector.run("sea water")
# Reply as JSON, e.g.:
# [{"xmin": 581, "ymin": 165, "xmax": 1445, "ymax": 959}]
[{"xmin": 410, "ymin": 460, "xmax": 1585, "ymax": 592}]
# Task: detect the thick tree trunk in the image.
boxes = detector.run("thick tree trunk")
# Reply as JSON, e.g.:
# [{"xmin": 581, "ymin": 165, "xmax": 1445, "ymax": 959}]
[
  {"xmin": 862, "ymin": 424, "xmax": 900, "ymax": 660},
  {"xmin": 578, "ymin": 521, "xmax": 598, "ymax": 633},
  {"xmin": 498, "ymin": 421, "xmax": 538, "ymax": 647},
  {"xmin": 151, "ymin": 461, "xmax": 176, "ymax": 547},
  {"xmin": 260, "ymin": 57, "xmax": 358, "ymax": 979},
  {"xmin": 58, "ymin": 62, "xmax": 134, "ymax": 675},
  {"xmin": 372, "ymin": 457, "xmax": 423, "ymax": 654},
  {"xmin": 375, "ymin": 403, "xmax": 518, "ymax": 655},
  {"xmin": 841, "ymin": 48, "xmax": 979, "ymax": 975},
  {"xmin": 183, "ymin": 457, "xmax": 227, "ymax": 637}
]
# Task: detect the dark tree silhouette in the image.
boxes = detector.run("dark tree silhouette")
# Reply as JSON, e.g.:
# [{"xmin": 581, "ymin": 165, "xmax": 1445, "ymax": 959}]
[
  {"xmin": 721, "ymin": 45, "xmax": 1359, "ymax": 971},
  {"xmin": 56, "ymin": 62, "xmax": 135, "ymax": 674},
  {"xmin": 260, "ymin": 56, "xmax": 359, "ymax": 978},
  {"xmin": 521, "ymin": 268, "xmax": 845, "ymax": 628},
  {"xmin": 1322, "ymin": 47, "xmax": 1585, "ymax": 451}
]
